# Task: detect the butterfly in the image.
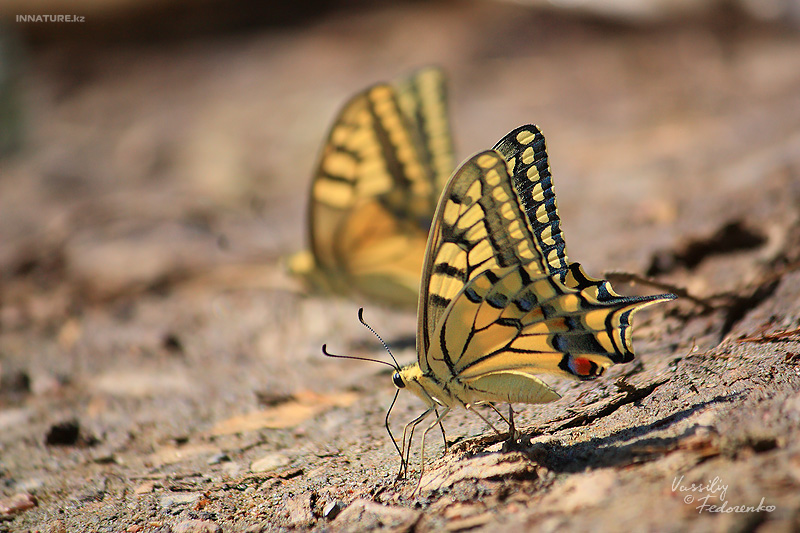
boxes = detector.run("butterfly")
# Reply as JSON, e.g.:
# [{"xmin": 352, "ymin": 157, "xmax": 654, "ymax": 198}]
[
  {"xmin": 288, "ymin": 67, "xmax": 455, "ymax": 309},
  {"xmin": 324, "ymin": 124, "xmax": 676, "ymax": 480}
]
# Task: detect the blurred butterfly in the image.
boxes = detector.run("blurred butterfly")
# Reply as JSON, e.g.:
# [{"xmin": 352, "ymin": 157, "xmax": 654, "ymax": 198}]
[
  {"xmin": 324, "ymin": 124, "xmax": 675, "ymax": 480},
  {"xmin": 288, "ymin": 67, "xmax": 455, "ymax": 309}
]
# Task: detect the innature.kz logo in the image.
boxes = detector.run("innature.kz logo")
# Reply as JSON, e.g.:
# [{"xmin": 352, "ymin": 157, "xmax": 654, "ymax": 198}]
[{"xmin": 16, "ymin": 15, "xmax": 85, "ymax": 22}]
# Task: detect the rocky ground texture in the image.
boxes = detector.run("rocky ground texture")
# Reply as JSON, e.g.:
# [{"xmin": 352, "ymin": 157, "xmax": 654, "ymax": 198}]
[{"xmin": 2, "ymin": 2, "xmax": 800, "ymax": 531}]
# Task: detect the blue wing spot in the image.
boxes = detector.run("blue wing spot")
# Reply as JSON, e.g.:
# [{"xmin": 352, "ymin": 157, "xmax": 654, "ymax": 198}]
[
  {"xmin": 515, "ymin": 297, "xmax": 534, "ymax": 313},
  {"xmin": 487, "ymin": 292, "xmax": 508, "ymax": 308},
  {"xmin": 464, "ymin": 286, "xmax": 482, "ymax": 304},
  {"xmin": 552, "ymin": 333, "xmax": 568, "ymax": 353}
]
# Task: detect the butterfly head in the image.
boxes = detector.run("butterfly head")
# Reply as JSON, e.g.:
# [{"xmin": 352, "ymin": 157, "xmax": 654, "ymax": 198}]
[
  {"xmin": 391, "ymin": 363, "xmax": 422, "ymax": 390},
  {"xmin": 393, "ymin": 363, "xmax": 450, "ymax": 410},
  {"xmin": 322, "ymin": 308, "xmax": 430, "ymax": 474},
  {"xmin": 392, "ymin": 371, "xmax": 405, "ymax": 388},
  {"xmin": 390, "ymin": 363, "xmax": 421, "ymax": 389}
]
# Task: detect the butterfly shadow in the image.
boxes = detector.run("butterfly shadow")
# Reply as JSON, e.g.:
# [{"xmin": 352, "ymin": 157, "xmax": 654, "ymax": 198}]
[{"xmin": 504, "ymin": 392, "xmax": 740, "ymax": 474}]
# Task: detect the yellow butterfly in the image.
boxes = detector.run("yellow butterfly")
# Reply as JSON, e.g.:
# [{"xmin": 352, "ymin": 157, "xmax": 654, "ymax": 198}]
[
  {"xmin": 288, "ymin": 67, "xmax": 454, "ymax": 309},
  {"xmin": 325, "ymin": 124, "xmax": 675, "ymax": 478}
]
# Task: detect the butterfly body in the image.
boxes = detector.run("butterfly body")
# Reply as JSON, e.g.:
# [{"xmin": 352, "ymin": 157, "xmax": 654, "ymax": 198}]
[{"xmin": 397, "ymin": 359, "xmax": 560, "ymax": 411}]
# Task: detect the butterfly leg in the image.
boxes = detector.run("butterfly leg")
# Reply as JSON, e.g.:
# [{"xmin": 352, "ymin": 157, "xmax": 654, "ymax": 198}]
[
  {"xmin": 415, "ymin": 405, "xmax": 450, "ymax": 494},
  {"xmin": 399, "ymin": 406, "xmax": 435, "ymax": 480},
  {"xmin": 499, "ymin": 404, "xmax": 524, "ymax": 453},
  {"xmin": 385, "ymin": 389, "xmax": 408, "ymax": 478},
  {"xmin": 434, "ymin": 407, "xmax": 448, "ymax": 451},
  {"xmin": 467, "ymin": 404, "xmax": 503, "ymax": 435},
  {"xmin": 485, "ymin": 403, "xmax": 517, "ymax": 439}
]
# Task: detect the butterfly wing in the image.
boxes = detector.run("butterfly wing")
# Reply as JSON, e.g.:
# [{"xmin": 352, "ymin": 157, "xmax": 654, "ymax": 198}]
[
  {"xmin": 393, "ymin": 66, "xmax": 455, "ymax": 195},
  {"xmin": 417, "ymin": 127, "xmax": 675, "ymax": 405},
  {"xmin": 492, "ymin": 125, "xmax": 570, "ymax": 281},
  {"xmin": 289, "ymin": 68, "xmax": 453, "ymax": 308}
]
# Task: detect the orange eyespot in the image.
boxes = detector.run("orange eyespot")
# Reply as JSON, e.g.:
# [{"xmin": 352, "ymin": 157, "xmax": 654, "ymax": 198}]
[{"xmin": 570, "ymin": 357, "xmax": 595, "ymax": 377}]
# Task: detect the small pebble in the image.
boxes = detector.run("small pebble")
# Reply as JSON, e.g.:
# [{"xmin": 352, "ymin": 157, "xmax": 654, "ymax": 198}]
[
  {"xmin": 207, "ymin": 453, "xmax": 230, "ymax": 465},
  {"xmin": 172, "ymin": 519, "xmax": 222, "ymax": 533},
  {"xmin": 323, "ymin": 500, "xmax": 344, "ymax": 520},
  {"xmin": 283, "ymin": 493, "xmax": 314, "ymax": 528},
  {"xmin": 159, "ymin": 492, "xmax": 202, "ymax": 509},
  {"xmin": 250, "ymin": 452, "xmax": 289, "ymax": 473},
  {"xmin": 134, "ymin": 481, "xmax": 156, "ymax": 495},
  {"xmin": 45, "ymin": 420, "xmax": 80, "ymax": 446},
  {"xmin": 0, "ymin": 492, "xmax": 37, "ymax": 516}
]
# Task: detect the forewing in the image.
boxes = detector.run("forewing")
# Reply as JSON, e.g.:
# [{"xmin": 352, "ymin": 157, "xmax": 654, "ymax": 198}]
[
  {"xmin": 418, "ymin": 126, "xmax": 569, "ymax": 327},
  {"xmin": 493, "ymin": 125, "xmax": 570, "ymax": 281},
  {"xmin": 394, "ymin": 66, "xmax": 455, "ymax": 195},
  {"xmin": 418, "ymin": 151, "xmax": 541, "ymax": 366}
]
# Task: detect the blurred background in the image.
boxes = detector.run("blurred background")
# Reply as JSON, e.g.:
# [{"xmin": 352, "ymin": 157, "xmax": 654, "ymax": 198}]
[
  {"xmin": 1, "ymin": 0, "xmax": 800, "ymax": 528},
  {"xmin": 3, "ymin": 0, "xmax": 799, "ymax": 306},
  {"xmin": 3, "ymin": 0, "xmax": 800, "ymax": 431}
]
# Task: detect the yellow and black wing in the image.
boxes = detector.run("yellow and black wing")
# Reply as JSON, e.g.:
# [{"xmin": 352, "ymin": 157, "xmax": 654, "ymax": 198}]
[
  {"xmin": 393, "ymin": 68, "xmax": 454, "ymax": 194},
  {"xmin": 288, "ymin": 67, "xmax": 454, "ymax": 308},
  {"xmin": 417, "ymin": 125, "xmax": 675, "ymax": 401}
]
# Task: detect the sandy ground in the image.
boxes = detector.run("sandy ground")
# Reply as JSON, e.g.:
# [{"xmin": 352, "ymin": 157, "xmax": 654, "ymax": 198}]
[{"xmin": 2, "ymin": 2, "xmax": 800, "ymax": 531}]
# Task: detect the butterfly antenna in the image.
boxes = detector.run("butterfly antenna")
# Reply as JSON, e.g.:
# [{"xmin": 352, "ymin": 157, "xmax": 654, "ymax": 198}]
[
  {"xmin": 321, "ymin": 344, "xmax": 398, "ymax": 370},
  {"xmin": 357, "ymin": 308, "xmax": 401, "ymax": 370}
]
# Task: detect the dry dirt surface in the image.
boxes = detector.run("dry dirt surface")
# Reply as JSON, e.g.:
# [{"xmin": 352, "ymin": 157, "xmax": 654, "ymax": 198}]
[{"xmin": 2, "ymin": 2, "xmax": 800, "ymax": 532}]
